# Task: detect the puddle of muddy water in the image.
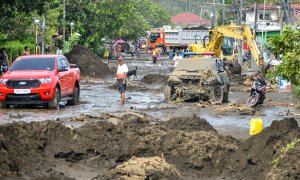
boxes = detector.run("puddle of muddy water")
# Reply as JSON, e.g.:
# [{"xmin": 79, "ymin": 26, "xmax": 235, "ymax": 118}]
[{"xmin": 0, "ymin": 80, "xmax": 164, "ymax": 124}]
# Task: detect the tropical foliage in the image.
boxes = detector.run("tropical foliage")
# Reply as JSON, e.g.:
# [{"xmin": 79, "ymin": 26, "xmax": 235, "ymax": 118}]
[
  {"xmin": 0, "ymin": 0, "xmax": 170, "ymax": 57},
  {"xmin": 268, "ymin": 26, "xmax": 300, "ymax": 86}
]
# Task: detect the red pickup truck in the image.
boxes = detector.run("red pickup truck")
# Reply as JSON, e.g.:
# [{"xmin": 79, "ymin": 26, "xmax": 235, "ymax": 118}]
[{"xmin": 0, "ymin": 55, "xmax": 81, "ymax": 109}]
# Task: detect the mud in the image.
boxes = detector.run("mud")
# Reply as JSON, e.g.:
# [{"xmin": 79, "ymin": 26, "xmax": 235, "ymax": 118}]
[
  {"xmin": 225, "ymin": 117, "xmax": 300, "ymax": 180},
  {"xmin": 0, "ymin": 113, "xmax": 299, "ymax": 179},
  {"xmin": 65, "ymin": 45, "xmax": 113, "ymax": 78},
  {"xmin": 141, "ymin": 74, "xmax": 168, "ymax": 85}
]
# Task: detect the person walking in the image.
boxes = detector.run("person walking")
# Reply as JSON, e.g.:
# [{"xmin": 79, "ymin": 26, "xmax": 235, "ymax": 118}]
[
  {"xmin": 151, "ymin": 48, "xmax": 158, "ymax": 66},
  {"xmin": 135, "ymin": 42, "xmax": 140, "ymax": 59},
  {"xmin": 116, "ymin": 43, "xmax": 122, "ymax": 57},
  {"xmin": 173, "ymin": 51, "xmax": 183, "ymax": 67},
  {"xmin": 116, "ymin": 56, "xmax": 128, "ymax": 104},
  {"xmin": 23, "ymin": 46, "xmax": 30, "ymax": 55},
  {"xmin": 0, "ymin": 48, "xmax": 9, "ymax": 75}
]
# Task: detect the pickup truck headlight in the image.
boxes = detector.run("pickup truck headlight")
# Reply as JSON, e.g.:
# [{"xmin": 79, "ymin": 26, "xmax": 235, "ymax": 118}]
[
  {"xmin": 39, "ymin": 78, "xmax": 52, "ymax": 84},
  {"xmin": 0, "ymin": 79, "xmax": 8, "ymax": 84}
]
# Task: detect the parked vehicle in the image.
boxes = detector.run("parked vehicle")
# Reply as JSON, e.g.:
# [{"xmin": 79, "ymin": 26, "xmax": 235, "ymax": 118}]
[
  {"xmin": 246, "ymin": 79, "xmax": 266, "ymax": 107},
  {"xmin": 0, "ymin": 55, "xmax": 81, "ymax": 109},
  {"xmin": 149, "ymin": 26, "xmax": 208, "ymax": 54},
  {"xmin": 164, "ymin": 57, "xmax": 230, "ymax": 103}
]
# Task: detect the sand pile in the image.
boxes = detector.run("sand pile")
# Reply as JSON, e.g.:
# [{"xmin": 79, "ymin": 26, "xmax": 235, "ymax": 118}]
[
  {"xmin": 98, "ymin": 156, "xmax": 181, "ymax": 180},
  {"xmin": 65, "ymin": 45, "xmax": 113, "ymax": 78}
]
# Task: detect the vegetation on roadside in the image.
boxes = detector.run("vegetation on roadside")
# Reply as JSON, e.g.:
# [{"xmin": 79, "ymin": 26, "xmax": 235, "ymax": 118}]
[
  {"xmin": 268, "ymin": 26, "xmax": 300, "ymax": 86},
  {"xmin": 0, "ymin": 0, "xmax": 170, "ymax": 56},
  {"xmin": 271, "ymin": 138, "xmax": 300, "ymax": 167}
]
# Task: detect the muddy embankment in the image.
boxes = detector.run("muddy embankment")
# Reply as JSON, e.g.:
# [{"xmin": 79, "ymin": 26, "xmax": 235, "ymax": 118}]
[{"xmin": 0, "ymin": 113, "xmax": 299, "ymax": 180}]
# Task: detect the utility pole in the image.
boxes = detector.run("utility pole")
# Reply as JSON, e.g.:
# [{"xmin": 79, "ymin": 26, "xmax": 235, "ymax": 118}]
[
  {"xmin": 222, "ymin": 0, "xmax": 225, "ymax": 25},
  {"xmin": 239, "ymin": 0, "xmax": 242, "ymax": 25},
  {"xmin": 63, "ymin": 0, "xmax": 66, "ymax": 45},
  {"xmin": 42, "ymin": 16, "xmax": 45, "ymax": 54},
  {"xmin": 212, "ymin": 0, "xmax": 216, "ymax": 28},
  {"xmin": 253, "ymin": 2, "xmax": 258, "ymax": 39}
]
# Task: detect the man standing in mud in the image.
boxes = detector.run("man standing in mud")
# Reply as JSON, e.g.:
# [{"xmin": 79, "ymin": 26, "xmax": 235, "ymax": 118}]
[{"xmin": 116, "ymin": 56, "xmax": 128, "ymax": 104}]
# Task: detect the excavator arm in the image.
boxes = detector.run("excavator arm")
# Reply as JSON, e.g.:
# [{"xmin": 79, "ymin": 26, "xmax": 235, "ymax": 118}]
[{"xmin": 206, "ymin": 26, "xmax": 264, "ymax": 66}]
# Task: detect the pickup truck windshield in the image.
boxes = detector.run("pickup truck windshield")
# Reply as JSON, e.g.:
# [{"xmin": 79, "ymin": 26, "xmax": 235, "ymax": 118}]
[{"xmin": 10, "ymin": 58, "xmax": 55, "ymax": 71}]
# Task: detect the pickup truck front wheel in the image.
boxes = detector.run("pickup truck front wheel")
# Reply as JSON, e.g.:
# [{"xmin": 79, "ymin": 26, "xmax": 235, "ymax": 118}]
[
  {"xmin": 67, "ymin": 86, "xmax": 79, "ymax": 105},
  {"xmin": 0, "ymin": 102, "xmax": 9, "ymax": 109},
  {"xmin": 48, "ymin": 87, "xmax": 60, "ymax": 110}
]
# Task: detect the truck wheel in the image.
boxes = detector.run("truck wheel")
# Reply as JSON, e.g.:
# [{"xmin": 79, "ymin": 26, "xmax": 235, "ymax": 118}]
[
  {"xmin": 0, "ymin": 102, "xmax": 9, "ymax": 109},
  {"xmin": 164, "ymin": 85, "xmax": 172, "ymax": 102},
  {"xmin": 67, "ymin": 86, "xmax": 80, "ymax": 105},
  {"xmin": 210, "ymin": 85, "xmax": 224, "ymax": 103},
  {"xmin": 48, "ymin": 87, "xmax": 60, "ymax": 110},
  {"xmin": 232, "ymin": 61, "xmax": 242, "ymax": 74}
]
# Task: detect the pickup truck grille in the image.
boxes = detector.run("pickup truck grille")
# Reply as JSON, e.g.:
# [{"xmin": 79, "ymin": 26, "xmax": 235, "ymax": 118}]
[{"xmin": 6, "ymin": 80, "xmax": 41, "ymax": 89}]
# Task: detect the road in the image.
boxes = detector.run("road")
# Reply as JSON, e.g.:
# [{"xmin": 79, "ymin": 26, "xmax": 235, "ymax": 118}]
[{"xmin": 0, "ymin": 57, "xmax": 299, "ymax": 140}]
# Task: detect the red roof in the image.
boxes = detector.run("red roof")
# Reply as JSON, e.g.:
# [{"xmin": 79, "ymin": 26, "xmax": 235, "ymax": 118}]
[
  {"xmin": 291, "ymin": 4, "xmax": 300, "ymax": 10},
  {"xmin": 172, "ymin": 13, "xmax": 211, "ymax": 26}
]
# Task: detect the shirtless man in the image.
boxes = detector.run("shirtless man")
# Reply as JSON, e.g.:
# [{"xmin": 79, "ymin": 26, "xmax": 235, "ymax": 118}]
[{"xmin": 116, "ymin": 56, "xmax": 128, "ymax": 104}]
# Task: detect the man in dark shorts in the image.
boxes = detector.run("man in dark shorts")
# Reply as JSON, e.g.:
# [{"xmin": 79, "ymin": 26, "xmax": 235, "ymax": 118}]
[{"xmin": 116, "ymin": 56, "xmax": 128, "ymax": 104}]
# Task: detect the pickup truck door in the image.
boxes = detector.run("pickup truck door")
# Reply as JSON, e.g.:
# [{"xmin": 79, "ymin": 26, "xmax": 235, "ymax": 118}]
[
  {"xmin": 57, "ymin": 58, "xmax": 68, "ymax": 96},
  {"xmin": 60, "ymin": 58, "xmax": 74, "ymax": 95}
]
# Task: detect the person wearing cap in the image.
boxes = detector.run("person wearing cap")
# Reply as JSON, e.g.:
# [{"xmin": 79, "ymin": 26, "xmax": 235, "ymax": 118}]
[
  {"xmin": 116, "ymin": 56, "xmax": 128, "ymax": 104},
  {"xmin": 172, "ymin": 51, "xmax": 183, "ymax": 67}
]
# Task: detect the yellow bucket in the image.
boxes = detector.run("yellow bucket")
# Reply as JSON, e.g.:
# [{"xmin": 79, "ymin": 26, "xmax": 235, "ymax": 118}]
[{"xmin": 250, "ymin": 118, "xmax": 263, "ymax": 135}]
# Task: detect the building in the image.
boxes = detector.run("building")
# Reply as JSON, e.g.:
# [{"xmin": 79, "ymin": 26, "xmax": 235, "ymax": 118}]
[
  {"xmin": 171, "ymin": 13, "xmax": 211, "ymax": 28},
  {"xmin": 244, "ymin": 3, "xmax": 300, "ymax": 49},
  {"xmin": 243, "ymin": 3, "xmax": 281, "ymax": 49}
]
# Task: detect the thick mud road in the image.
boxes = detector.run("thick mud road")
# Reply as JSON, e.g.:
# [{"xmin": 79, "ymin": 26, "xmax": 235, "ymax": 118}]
[
  {"xmin": 0, "ymin": 56, "xmax": 300, "ymax": 179},
  {"xmin": 1, "ymin": 58, "xmax": 299, "ymax": 139}
]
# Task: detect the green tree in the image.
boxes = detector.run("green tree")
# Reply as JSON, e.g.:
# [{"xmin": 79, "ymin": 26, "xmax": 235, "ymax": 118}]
[{"xmin": 268, "ymin": 26, "xmax": 300, "ymax": 86}]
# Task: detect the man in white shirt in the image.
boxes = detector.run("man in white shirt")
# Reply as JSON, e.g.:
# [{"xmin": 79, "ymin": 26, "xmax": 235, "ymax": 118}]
[
  {"xmin": 116, "ymin": 56, "xmax": 128, "ymax": 104},
  {"xmin": 173, "ymin": 51, "xmax": 183, "ymax": 67}
]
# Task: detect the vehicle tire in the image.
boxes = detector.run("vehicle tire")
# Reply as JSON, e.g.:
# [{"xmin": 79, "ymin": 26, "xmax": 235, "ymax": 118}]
[
  {"xmin": 246, "ymin": 95, "xmax": 259, "ymax": 107},
  {"xmin": 223, "ymin": 91, "xmax": 229, "ymax": 103},
  {"xmin": 164, "ymin": 85, "xmax": 172, "ymax": 102},
  {"xmin": 232, "ymin": 61, "xmax": 242, "ymax": 74},
  {"xmin": 67, "ymin": 86, "xmax": 80, "ymax": 106},
  {"xmin": 0, "ymin": 102, "xmax": 9, "ymax": 109},
  {"xmin": 48, "ymin": 87, "xmax": 60, "ymax": 110},
  {"xmin": 210, "ymin": 84, "xmax": 224, "ymax": 103}
]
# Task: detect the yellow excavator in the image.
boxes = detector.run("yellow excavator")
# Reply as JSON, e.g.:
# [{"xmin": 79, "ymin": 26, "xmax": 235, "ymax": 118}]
[
  {"xmin": 188, "ymin": 25, "xmax": 264, "ymax": 74},
  {"xmin": 206, "ymin": 25, "xmax": 263, "ymax": 73}
]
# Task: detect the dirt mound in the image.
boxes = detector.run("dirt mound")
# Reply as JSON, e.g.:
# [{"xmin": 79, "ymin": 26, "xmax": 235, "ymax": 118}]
[
  {"xmin": 65, "ymin": 45, "xmax": 113, "ymax": 78},
  {"xmin": 0, "ymin": 121, "xmax": 73, "ymax": 179},
  {"xmin": 141, "ymin": 74, "xmax": 168, "ymax": 84},
  {"xmin": 161, "ymin": 115, "xmax": 217, "ymax": 133},
  {"xmin": 225, "ymin": 117, "xmax": 300, "ymax": 180},
  {"xmin": 0, "ymin": 115, "xmax": 238, "ymax": 179},
  {"xmin": 98, "ymin": 156, "xmax": 181, "ymax": 180},
  {"xmin": 2, "ymin": 115, "xmax": 298, "ymax": 179}
]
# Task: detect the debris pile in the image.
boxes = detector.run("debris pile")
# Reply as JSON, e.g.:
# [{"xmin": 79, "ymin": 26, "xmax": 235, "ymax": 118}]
[
  {"xmin": 0, "ymin": 115, "xmax": 299, "ymax": 179},
  {"xmin": 225, "ymin": 118, "xmax": 300, "ymax": 179},
  {"xmin": 65, "ymin": 45, "xmax": 113, "ymax": 78},
  {"xmin": 97, "ymin": 156, "xmax": 181, "ymax": 180},
  {"xmin": 141, "ymin": 74, "xmax": 168, "ymax": 85}
]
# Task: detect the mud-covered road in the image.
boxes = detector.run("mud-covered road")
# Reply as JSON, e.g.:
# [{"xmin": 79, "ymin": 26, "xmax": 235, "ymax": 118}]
[
  {"xmin": 1, "ymin": 57, "xmax": 299, "ymax": 139},
  {"xmin": 0, "ymin": 55, "xmax": 300, "ymax": 180}
]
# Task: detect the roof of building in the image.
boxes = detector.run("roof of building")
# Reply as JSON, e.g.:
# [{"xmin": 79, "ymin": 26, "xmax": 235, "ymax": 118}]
[
  {"xmin": 171, "ymin": 13, "xmax": 211, "ymax": 26},
  {"xmin": 291, "ymin": 4, "xmax": 300, "ymax": 10}
]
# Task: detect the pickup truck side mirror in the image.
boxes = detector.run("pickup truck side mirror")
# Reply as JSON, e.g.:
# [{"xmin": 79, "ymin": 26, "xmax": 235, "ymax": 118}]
[
  {"xmin": 1, "ymin": 66, "xmax": 8, "ymax": 73},
  {"xmin": 58, "ymin": 67, "xmax": 68, "ymax": 72}
]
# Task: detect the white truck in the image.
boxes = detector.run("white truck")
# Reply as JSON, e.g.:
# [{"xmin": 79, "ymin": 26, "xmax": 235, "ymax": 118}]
[{"xmin": 149, "ymin": 25, "xmax": 208, "ymax": 53}]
